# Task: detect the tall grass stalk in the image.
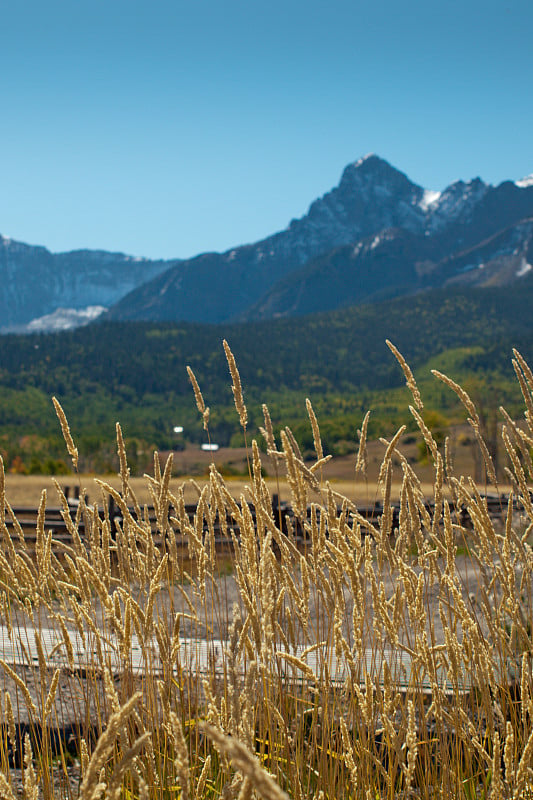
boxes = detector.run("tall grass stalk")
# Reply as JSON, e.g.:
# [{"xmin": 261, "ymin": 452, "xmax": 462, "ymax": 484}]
[{"xmin": 0, "ymin": 347, "xmax": 532, "ymax": 798}]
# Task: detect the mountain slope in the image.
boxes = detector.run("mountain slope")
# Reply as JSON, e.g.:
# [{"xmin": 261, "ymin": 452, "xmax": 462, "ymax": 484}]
[
  {"xmin": 242, "ymin": 229, "xmax": 426, "ymax": 318},
  {"xmin": 245, "ymin": 217, "xmax": 533, "ymax": 318}
]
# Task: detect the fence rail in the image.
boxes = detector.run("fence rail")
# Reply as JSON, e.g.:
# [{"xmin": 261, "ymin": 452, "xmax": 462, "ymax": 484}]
[{"xmin": 1, "ymin": 488, "xmax": 525, "ymax": 557}]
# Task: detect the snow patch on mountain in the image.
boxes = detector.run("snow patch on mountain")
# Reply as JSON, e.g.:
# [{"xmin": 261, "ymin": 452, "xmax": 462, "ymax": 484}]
[
  {"xmin": 419, "ymin": 189, "xmax": 441, "ymax": 212},
  {"xmin": 26, "ymin": 306, "xmax": 106, "ymax": 332},
  {"xmin": 516, "ymin": 258, "xmax": 532, "ymax": 278},
  {"xmin": 354, "ymin": 153, "xmax": 376, "ymax": 167},
  {"xmin": 516, "ymin": 174, "xmax": 533, "ymax": 188}
]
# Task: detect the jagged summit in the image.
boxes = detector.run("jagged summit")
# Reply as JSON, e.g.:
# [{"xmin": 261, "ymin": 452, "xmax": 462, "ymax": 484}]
[
  {"xmin": 339, "ymin": 153, "xmax": 419, "ymax": 192},
  {"xmin": 426, "ymin": 177, "xmax": 490, "ymax": 230},
  {"xmin": 343, "ymin": 153, "xmax": 390, "ymax": 176},
  {"xmin": 355, "ymin": 152, "xmax": 377, "ymax": 165}
]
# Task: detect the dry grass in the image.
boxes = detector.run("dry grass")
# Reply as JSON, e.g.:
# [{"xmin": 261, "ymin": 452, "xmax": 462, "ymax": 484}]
[
  {"xmin": 0, "ymin": 344, "xmax": 532, "ymax": 798},
  {"xmin": 4, "ymin": 422, "xmax": 498, "ymax": 508}
]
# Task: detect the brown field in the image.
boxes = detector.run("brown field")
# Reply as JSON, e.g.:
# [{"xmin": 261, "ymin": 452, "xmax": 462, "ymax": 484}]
[{"xmin": 3, "ymin": 421, "xmax": 508, "ymax": 507}]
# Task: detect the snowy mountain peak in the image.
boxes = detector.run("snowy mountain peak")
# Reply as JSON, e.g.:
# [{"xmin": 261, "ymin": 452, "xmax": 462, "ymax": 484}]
[
  {"xmin": 354, "ymin": 153, "xmax": 377, "ymax": 167},
  {"xmin": 340, "ymin": 154, "xmax": 417, "ymax": 188}
]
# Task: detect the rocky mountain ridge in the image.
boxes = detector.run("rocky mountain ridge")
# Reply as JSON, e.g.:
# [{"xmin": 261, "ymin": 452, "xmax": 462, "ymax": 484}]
[
  {"xmin": 3, "ymin": 154, "xmax": 533, "ymax": 330},
  {"xmin": 107, "ymin": 155, "xmax": 533, "ymax": 324}
]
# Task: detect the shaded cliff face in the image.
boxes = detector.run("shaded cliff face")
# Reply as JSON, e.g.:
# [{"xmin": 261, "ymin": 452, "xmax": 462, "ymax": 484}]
[
  {"xmin": 3, "ymin": 154, "xmax": 533, "ymax": 330},
  {"xmin": 0, "ymin": 237, "xmax": 176, "ymax": 330}
]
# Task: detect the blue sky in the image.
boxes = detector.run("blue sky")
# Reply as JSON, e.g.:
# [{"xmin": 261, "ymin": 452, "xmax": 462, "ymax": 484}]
[{"xmin": 0, "ymin": 0, "xmax": 531, "ymax": 259}]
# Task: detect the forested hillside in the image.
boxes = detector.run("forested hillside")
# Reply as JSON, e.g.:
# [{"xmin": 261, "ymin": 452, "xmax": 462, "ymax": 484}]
[{"xmin": 0, "ymin": 281, "xmax": 532, "ymax": 473}]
